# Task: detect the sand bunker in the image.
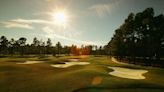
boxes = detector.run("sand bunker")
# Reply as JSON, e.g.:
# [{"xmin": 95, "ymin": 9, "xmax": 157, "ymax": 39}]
[
  {"xmin": 111, "ymin": 57, "xmax": 118, "ymax": 63},
  {"xmin": 51, "ymin": 61, "xmax": 90, "ymax": 68},
  {"xmin": 17, "ymin": 61, "xmax": 44, "ymax": 64},
  {"xmin": 108, "ymin": 66, "xmax": 148, "ymax": 79},
  {"xmin": 111, "ymin": 57, "xmax": 126, "ymax": 65},
  {"xmin": 68, "ymin": 59, "xmax": 79, "ymax": 62}
]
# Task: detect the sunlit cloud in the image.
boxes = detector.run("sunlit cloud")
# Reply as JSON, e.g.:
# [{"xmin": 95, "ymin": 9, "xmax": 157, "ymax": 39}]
[
  {"xmin": 44, "ymin": 0, "xmax": 54, "ymax": 2},
  {"xmin": 42, "ymin": 26, "xmax": 80, "ymax": 39},
  {"xmin": 89, "ymin": 0, "xmax": 121, "ymax": 17},
  {"xmin": 42, "ymin": 26, "xmax": 98, "ymax": 45},
  {"xmin": 33, "ymin": 12, "xmax": 51, "ymax": 16},
  {"xmin": 89, "ymin": 4, "xmax": 111, "ymax": 17},
  {"xmin": 34, "ymin": 6, "xmax": 75, "ymax": 29},
  {"xmin": 0, "ymin": 18, "xmax": 56, "ymax": 29},
  {"xmin": 45, "ymin": 0, "xmax": 51, "ymax": 2},
  {"xmin": 0, "ymin": 21, "xmax": 33, "ymax": 29},
  {"xmin": 10, "ymin": 18, "xmax": 52, "ymax": 24}
]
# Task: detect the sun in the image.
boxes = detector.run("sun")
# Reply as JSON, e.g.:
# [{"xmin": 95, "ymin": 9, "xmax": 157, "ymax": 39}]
[{"xmin": 52, "ymin": 11, "xmax": 67, "ymax": 25}]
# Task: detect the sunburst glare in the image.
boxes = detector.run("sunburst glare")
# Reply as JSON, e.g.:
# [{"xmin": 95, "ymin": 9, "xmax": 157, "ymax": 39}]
[{"xmin": 52, "ymin": 11, "xmax": 67, "ymax": 28}]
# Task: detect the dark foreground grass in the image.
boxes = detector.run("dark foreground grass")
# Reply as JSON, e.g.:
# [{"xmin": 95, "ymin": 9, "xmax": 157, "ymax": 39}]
[{"xmin": 0, "ymin": 56, "xmax": 164, "ymax": 92}]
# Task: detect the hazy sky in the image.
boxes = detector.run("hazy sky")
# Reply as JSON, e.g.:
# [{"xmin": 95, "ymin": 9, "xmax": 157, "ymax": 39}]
[{"xmin": 0, "ymin": 0, "xmax": 164, "ymax": 46}]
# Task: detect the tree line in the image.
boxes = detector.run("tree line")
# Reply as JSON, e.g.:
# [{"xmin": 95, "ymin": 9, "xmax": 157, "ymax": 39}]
[
  {"xmin": 0, "ymin": 36, "xmax": 106, "ymax": 56},
  {"xmin": 105, "ymin": 8, "xmax": 164, "ymax": 66}
]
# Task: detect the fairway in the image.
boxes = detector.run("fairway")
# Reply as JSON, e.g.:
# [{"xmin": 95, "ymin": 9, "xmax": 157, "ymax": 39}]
[
  {"xmin": 1, "ymin": 1, "xmax": 164, "ymax": 92},
  {"xmin": 0, "ymin": 56, "xmax": 164, "ymax": 92}
]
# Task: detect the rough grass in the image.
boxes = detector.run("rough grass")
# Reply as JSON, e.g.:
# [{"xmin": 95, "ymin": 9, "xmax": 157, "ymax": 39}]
[{"xmin": 0, "ymin": 56, "xmax": 164, "ymax": 92}]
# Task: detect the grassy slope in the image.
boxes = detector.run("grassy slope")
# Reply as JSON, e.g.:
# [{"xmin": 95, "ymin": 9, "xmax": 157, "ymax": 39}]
[{"xmin": 0, "ymin": 56, "xmax": 164, "ymax": 92}]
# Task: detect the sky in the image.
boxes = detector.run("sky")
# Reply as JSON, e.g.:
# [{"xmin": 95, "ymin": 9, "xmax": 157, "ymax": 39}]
[{"xmin": 0, "ymin": 0, "xmax": 164, "ymax": 46}]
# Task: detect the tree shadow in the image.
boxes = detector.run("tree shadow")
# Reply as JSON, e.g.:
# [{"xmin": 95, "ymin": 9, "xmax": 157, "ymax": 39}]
[{"xmin": 72, "ymin": 86, "xmax": 164, "ymax": 92}]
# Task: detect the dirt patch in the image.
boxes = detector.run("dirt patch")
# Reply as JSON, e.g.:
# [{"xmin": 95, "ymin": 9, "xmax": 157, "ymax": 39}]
[{"xmin": 91, "ymin": 76, "xmax": 103, "ymax": 85}]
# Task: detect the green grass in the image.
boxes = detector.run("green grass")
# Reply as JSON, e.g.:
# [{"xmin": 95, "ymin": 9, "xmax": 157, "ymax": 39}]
[{"xmin": 0, "ymin": 56, "xmax": 164, "ymax": 92}]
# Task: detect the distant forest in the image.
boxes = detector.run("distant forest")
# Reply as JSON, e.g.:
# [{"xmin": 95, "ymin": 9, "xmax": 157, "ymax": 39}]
[{"xmin": 0, "ymin": 36, "xmax": 105, "ymax": 56}]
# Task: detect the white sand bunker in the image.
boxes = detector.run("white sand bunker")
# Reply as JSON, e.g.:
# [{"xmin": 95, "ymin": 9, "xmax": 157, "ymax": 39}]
[
  {"xmin": 51, "ymin": 62, "xmax": 90, "ymax": 68},
  {"xmin": 111, "ymin": 57, "xmax": 117, "ymax": 63},
  {"xmin": 17, "ymin": 61, "xmax": 44, "ymax": 64},
  {"xmin": 108, "ymin": 66, "xmax": 148, "ymax": 79},
  {"xmin": 111, "ymin": 57, "xmax": 126, "ymax": 65},
  {"xmin": 68, "ymin": 59, "xmax": 79, "ymax": 62}
]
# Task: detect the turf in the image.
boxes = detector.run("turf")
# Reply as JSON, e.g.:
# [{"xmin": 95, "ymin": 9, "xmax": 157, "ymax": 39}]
[{"xmin": 0, "ymin": 56, "xmax": 164, "ymax": 92}]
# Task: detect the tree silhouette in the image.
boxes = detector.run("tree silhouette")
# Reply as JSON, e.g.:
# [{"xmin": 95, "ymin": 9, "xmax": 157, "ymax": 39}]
[
  {"xmin": 56, "ymin": 42, "xmax": 62, "ymax": 56},
  {"xmin": 46, "ymin": 38, "xmax": 52, "ymax": 54},
  {"xmin": 107, "ymin": 7, "xmax": 164, "ymax": 63},
  {"xmin": 8, "ymin": 38, "xmax": 15, "ymax": 56},
  {"xmin": 31, "ymin": 37, "xmax": 40, "ymax": 54},
  {"xmin": 18, "ymin": 37, "xmax": 27, "ymax": 56},
  {"xmin": 0, "ymin": 36, "xmax": 8, "ymax": 55}
]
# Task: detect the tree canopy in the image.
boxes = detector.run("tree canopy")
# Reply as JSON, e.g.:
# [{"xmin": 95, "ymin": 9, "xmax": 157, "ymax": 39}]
[{"xmin": 107, "ymin": 8, "xmax": 164, "ymax": 60}]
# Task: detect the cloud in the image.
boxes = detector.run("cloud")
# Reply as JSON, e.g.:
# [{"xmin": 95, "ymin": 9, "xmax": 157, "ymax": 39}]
[
  {"xmin": 10, "ymin": 18, "xmax": 52, "ymax": 24},
  {"xmin": 0, "ymin": 21, "xmax": 33, "ymax": 29},
  {"xmin": 0, "ymin": 18, "xmax": 54, "ymax": 29},
  {"xmin": 89, "ymin": 4, "xmax": 111, "ymax": 17},
  {"xmin": 89, "ymin": 0, "xmax": 121, "ymax": 17},
  {"xmin": 44, "ymin": 0, "xmax": 55, "ymax": 2},
  {"xmin": 42, "ymin": 26, "xmax": 97, "ymax": 45},
  {"xmin": 33, "ymin": 12, "xmax": 51, "ymax": 16}
]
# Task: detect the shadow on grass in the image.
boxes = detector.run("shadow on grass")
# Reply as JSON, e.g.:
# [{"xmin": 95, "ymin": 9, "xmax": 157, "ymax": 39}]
[{"xmin": 73, "ymin": 86, "xmax": 164, "ymax": 92}]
